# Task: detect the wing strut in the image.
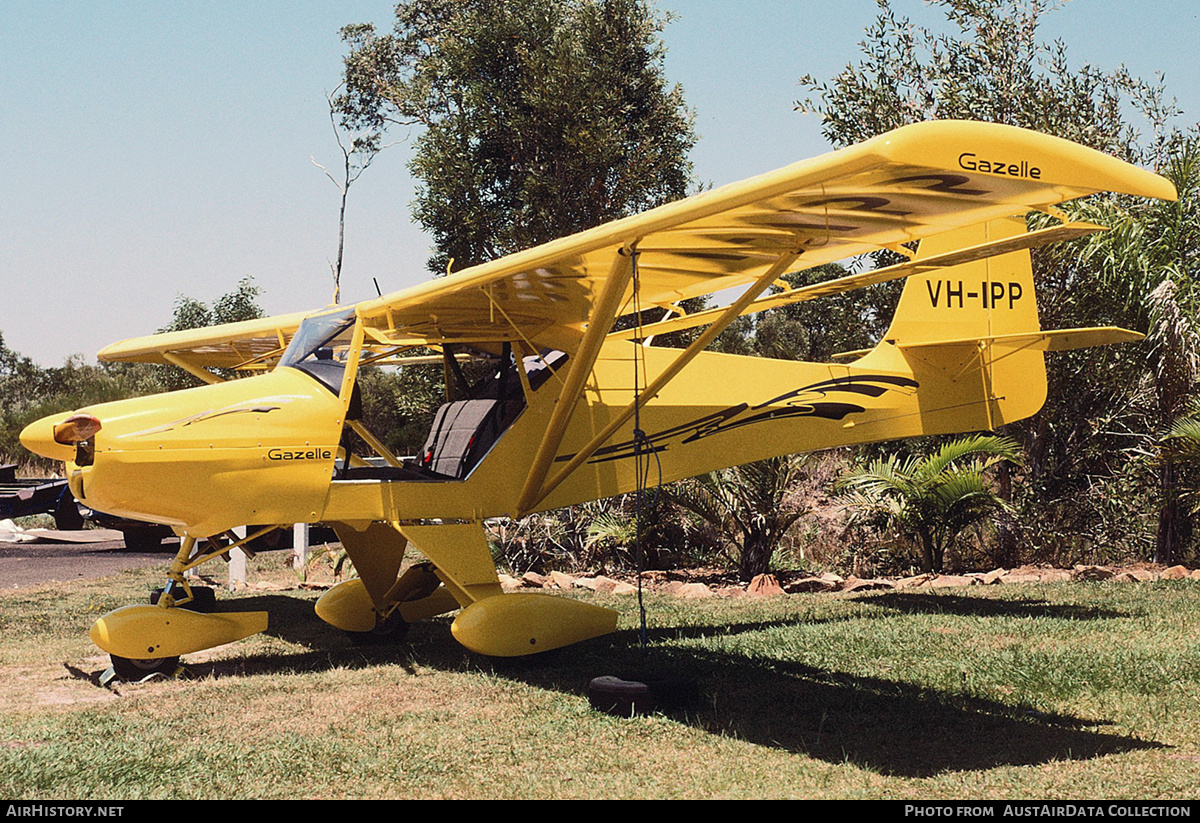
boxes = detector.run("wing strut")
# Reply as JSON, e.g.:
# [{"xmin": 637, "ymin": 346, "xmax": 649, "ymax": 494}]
[
  {"xmin": 515, "ymin": 246, "xmax": 638, "ymax": 515},
  {"xmin": 163, "ymin": 353, "xmax": 225, "ymax": 385},
  {"xmin": 522, "ymin": 245, "xmax": 803, "ymax": 515}
]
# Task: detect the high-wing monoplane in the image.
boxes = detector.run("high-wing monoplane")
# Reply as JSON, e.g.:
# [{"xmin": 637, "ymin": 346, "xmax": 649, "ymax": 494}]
[{"xmin": 21, "ymin": 121, "xmax": 1177, "ymax": 680}]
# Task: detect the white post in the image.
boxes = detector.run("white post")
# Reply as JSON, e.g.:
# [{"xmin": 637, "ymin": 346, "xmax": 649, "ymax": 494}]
[
  {"xmin": 292, "ymin": 522, "xmax": 310, "ymax": 575},
  {"xmin": 229, "ymin": 526, "xmax": 247, "ymax": 590}
]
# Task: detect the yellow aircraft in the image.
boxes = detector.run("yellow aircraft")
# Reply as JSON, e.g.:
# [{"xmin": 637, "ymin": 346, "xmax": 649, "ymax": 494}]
[{"xmin": 21, "ymin": 121, "xmax": 1177, "ymax": 680}]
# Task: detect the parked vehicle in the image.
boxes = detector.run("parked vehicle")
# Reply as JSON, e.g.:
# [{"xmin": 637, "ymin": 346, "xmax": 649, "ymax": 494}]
[
  {"xmin": 0, "ymin": 464, "xmax": 80, "ymax": 529},
  {"xmin": 1, "ymin": 464, "xmax": 173, "ymax": 549}
]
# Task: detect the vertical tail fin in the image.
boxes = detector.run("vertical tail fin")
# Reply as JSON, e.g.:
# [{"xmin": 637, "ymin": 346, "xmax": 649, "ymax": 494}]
[
  {"xmin": 885, "ymin": 216, "xmax": 1041, "ymax": 345},
  {"xmin": 873, "ymin": 217, "xmax": 1049, "ymax": 431}
]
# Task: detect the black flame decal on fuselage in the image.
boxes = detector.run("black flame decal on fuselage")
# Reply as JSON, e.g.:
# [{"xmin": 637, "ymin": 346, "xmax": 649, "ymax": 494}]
[{"xmin": 556, "ymin": 374, "xmax": 919, "ymax": 465}]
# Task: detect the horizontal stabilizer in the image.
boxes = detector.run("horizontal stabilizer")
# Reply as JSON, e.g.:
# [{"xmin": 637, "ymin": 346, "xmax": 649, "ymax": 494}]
[{"xmin": 896, "ymin": 326, "xmax": 1144, "ymax": 353}]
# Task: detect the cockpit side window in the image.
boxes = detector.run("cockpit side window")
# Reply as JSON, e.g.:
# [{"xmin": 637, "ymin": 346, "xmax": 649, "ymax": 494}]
[
  {"xmin": 335, "ymin": 344, "xmax": 569, "ymax": 482},
  {"xmin": 279, "ymin": 307, "xmax": 358, "ymax": 395}
]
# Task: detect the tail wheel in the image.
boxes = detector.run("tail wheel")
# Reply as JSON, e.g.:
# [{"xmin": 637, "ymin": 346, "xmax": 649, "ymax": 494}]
[{"xmin": 109, "ymin": 655, "xmax": 181, "ymax": 683}]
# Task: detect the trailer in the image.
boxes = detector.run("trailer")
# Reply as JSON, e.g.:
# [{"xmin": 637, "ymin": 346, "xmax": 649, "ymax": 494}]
[
  {"xmin": 0, "ymin": 464, "xmax": 173, "ymax": 547},
  {"xmin": 0, "ymin": 464, "xmax": 82, "ymax": 529}
]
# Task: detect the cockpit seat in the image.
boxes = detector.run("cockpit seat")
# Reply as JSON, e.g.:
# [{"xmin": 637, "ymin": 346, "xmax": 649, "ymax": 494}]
[{"xmin": 415, "ymin": 398, "xmax": 525, "ymax": 479}]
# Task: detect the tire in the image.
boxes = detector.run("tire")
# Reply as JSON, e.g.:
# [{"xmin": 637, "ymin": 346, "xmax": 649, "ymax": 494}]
[
  {"xmin": 587, "ymin": 675, "xmax": 698, "ymax": 716},
  {"xmin": 109, "ymin": 654, "xmax": 181, "ymax": 683},
  {"xmin": 344, "ymin": 610, "xmax": 410, "ymax": 646}
]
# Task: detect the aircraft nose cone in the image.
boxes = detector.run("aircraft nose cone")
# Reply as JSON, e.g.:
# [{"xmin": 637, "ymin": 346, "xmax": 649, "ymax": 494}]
[{"xmin": 20, "ymin": 413, "xmax": 79, "ymax": 462}]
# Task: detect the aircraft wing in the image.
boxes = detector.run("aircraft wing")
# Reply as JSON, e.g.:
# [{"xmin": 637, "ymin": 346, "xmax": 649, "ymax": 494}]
[
  {"xmin": 99, "ymin": 120, "xmax": 1176, "ymax": 368},
  {"xmin": 97, "ymin": 311, "xmax": 313, "ymax": 370}
]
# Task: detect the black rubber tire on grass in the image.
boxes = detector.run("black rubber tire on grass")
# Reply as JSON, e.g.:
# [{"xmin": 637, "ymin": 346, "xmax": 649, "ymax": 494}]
[
  {"xmin": 344, "ymin": 611, "xmax": 410, "ymax": 646},
  {"xmin": 587, "ymin": 675, "xmax": 698, "ymax": 716},
  {"xmin": 109, "ymin": 654, "xmax": 181, "ymax": 683}
]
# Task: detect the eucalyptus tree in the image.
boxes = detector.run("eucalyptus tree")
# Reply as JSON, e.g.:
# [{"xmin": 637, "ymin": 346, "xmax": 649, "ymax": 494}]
[
  {"xmin": 333, "ymin": 0, "xmax": 699, "ymax": 572},
  {"xmin": 312, "ymin": 87, "xmax": 392, "ymax": 304},
  {"xmin": 157, "ymin": 276, "xmax": 264, "ymax": 334},
  {"xmin": 155, "ymin": 277, "xmax": 265, "ymax": 391},
  {"xmin": 798, "ymin": 0, "xmax": 1172, "ymax": 162},
  {"xmin": 337, "ymin": 0, "xmax": 696, "ymax": 274}
]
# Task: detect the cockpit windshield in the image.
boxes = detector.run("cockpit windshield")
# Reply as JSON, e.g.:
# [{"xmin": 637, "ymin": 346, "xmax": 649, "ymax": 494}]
[{"xmin": 278, "ymin": 307, "xmax": 358, "ymax": 395}]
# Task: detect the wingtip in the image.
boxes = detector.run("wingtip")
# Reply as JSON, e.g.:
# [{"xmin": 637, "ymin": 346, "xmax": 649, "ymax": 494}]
[{"xmin": 872, "ymin": 120, "xmax": 1177, "ymax": 203}]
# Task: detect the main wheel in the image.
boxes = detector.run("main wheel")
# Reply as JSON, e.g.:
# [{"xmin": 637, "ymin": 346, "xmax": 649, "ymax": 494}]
[
  {"xmin": 344, "ymin": 610, "xmax": 409, "ymax": 646},
  {"xmin": 109, "ymin": 654, "xmax": 181, "ymax": 683}
]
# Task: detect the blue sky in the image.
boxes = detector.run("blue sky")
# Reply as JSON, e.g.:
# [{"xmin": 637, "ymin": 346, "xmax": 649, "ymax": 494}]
[{"xmin": 3, "ymin": 0, "xmax": 1198, "ymax": 366}]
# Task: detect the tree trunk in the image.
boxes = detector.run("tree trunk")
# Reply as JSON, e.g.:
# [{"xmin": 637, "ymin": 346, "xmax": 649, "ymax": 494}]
[
  {"xmin": 739, "ymin": 528, "xmax": 772, "ymax": 582},
  {"xmin": 995, "ymin": 460, "xmax": 1019, "ymax": 568},
  {"xmin": 918, "ymin": 528, "xmax": 937, "ymax": 573},
  {"xmin": 1156, "ymin": 461, "xmax": 1182, "ymax": 565}
]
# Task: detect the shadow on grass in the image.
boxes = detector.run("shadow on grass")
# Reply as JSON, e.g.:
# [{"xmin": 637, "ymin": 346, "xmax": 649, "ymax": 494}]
[
  {"xmin": 855, "ymin": 590, "xmax": 1129, "ymax": 620},
  {"xmin": 487, "ymin": 628, "xmax": 1160, "ymax": 778},
  {"xmin": 98, "ymin": 589, "xmax": 1164, "ymax": 778}
]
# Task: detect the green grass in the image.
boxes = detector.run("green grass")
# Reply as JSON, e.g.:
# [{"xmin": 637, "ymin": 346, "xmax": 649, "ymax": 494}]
[{"xmin": 1, "ymin": 557, "xmax": 1199, "ymax": 799}]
